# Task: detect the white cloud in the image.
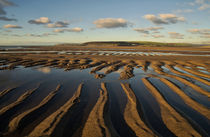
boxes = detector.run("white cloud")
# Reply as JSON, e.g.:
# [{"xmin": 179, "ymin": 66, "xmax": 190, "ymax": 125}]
[
  {"xmin": 133, "ymin": 28, "xmax": 149, "ymax": 34},
  {"xmin": 144, "ymin": 14, "xmax": 167, "ymax": 24},
  {"xmin": 188, "ymin": 28, "xmax": 210, "ymax": 34},
  {"xmin": 190, "ymin": 0, "xmax": 210, "ymax": 10},
  {"xmin": 26, "ymin": 33, "xmax": 56, "ymax": 37},
  {"xmin": 134, "ymin": 27, "xmax": 163, "ymax": 34},
  {"xmin": 93, "ymin": 18, "xmax": 128, "ymax": 28},
  {"xmin": 174, "ymin": 9, "xmax": 194, "ymax": 13},
  {"xmin": 4, "ymin": 24, "xmax": 22, "ymax": 28},
  {"xmin": 159, "ymin": 14, "xmax": 185, "ymax": 23},
  {"xmin": 168, "ymin": 32, "xmax": 184, "ymax": 39},
  {"xmin": 26, "ymin": 34, "xmax": 41, "ymax": 37},
  {"xmin": 28, "ymin": 17, "xmax": 51, "ymax": 24},
  {"xmin": 146, "ymin": 27, "xmax": 164, "ymax": 31},
  {"xmin": 53, "ymin": 27, "xmax": 83, "ymax": 33},
  {"xmin": 143, "ymin": 14, "xmax": 185, "ymax": 25},
  {"xmin": 188, "ymin": 28, "xmax": 210, "ymax": 38},
  {"xmin": 47, "ymin": 21, "xmax": 69, "ymax": 28}
]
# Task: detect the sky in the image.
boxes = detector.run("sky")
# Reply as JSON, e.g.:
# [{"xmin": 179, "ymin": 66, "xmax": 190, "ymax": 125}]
[{"xmin": 0, "ymin": 0, "xmax": 210, "ymax": 45}]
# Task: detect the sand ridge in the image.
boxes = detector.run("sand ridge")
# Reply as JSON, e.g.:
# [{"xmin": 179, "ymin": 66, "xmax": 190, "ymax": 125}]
[
  {"xmin": 8, "ymin": 84, "xmax": 61, "ymax": 134},
  {"xmin": 121, "ymin": 83, "xmax": 157, "ymax": 137},
  {"xmin": 28, "ymin": 84, "xmax": 83, "ymax": 137},
  {"xmin": 82, "ymin": 83, "xmax": 119, "ymax": 137},
  {"xmin": 142, "ymin": 78, "xmax": 201, "ymax": 137},
  {"xmin": 0, "ymin": 46, "xmax": 209, "ymax": 136}
]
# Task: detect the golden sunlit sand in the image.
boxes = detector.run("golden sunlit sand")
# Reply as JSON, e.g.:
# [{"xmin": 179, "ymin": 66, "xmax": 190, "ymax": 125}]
[{"xmin": 0, "ymin": 44, "xmax": 209, "ymax": 137}]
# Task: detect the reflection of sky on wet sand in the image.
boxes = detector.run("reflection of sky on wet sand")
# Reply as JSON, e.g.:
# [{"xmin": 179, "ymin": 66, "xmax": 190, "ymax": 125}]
[
  {"xmin": 37, "ymin": 67, "xmax": 51, "ymax": 74},
  {"xmin": 98, "ymin": 67, "xmax": 124, "ymax": 74},
  {"xmin": 0, "ymin": 63, "xmax": 209, "ymax": 136},
  {"xmin": 1, "ymin": 50, "xmax": 210, "ymax": 57}
]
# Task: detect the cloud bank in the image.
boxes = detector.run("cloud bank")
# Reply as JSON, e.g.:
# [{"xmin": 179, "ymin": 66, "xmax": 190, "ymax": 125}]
[
  {"xmin": 134, "ymin": 27, "xmax": 163, "ymax": 34},
  {"xmin": 190, "ymin": 0, "xmax": 210, "ymax": 10},
  {"xmin": 26, "ymin": 33, "xmax": 56, "ymax": 37},
  {"xmin": 174, "ymin": 9, "xmax": 194, "ymax": 13},
  {"xmin": 53, "ymin": 27, "xmax": 83, "ymax": 33},
  {"xmin": 47, "ymin": 21, "xmax": 69, "ymax": 28},
  {"xmin": 4, "ymin": 24, "xmax": 22, "ymax": 28},
  {"xmin": 168, "ymin": 32, "xmax": 184, "ymax": 39},
  {"xmin": 93, "ymin": 18, "xmax": 128, "ymax": 28},
  {"xmin": 144, "ymin": 14, "xmax": 185, "ymax": 25},
  {"xmin": 28, "ymin": 17, "xmax": 51, "ymax": 24},
  {"xmin": 188, "ymin": 28, "xmax": 210, "ymax": 38}
]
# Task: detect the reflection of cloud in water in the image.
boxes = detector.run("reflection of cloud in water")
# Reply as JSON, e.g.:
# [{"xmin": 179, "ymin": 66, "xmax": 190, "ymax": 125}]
[
  {"xmin": 37, "ymin": 67, "xmax": 51, "ymax": 74},
  {"xmin": 98, "ymin": 67, "xmax": 124, "ymax": 74}
]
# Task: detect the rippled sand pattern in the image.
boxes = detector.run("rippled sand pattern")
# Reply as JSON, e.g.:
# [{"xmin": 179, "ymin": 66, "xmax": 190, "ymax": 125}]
[{"xmin": 0, "ymin": 53, "xmax": 210, "ymax": 137}]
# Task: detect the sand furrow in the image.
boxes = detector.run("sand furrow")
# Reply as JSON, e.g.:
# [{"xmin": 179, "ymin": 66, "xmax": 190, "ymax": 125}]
[
  {"xmin": 0, "ymin": 87, "xmax": 17, "ymax": 99},
  {"xmin": 165, "ymin": 65, "xmax": 210, "ymax": 86},
  {"xmin": 151, "ymin": 65, "xmax": 210, "ymax": 97},
  {"xmin": 142, "ymin": 78, "xmax": 201, "ymax": 137},
  {"xmin": 82, "ymin": 83, "xmax": 119, "ymax": 137},
  {"xmin": 0, "ymin": 85, "xmax": 39, "ymax": 116},
  {"xmin": 28, "ymin": 83, "xmax": 83, "ymax": 137},
  {"xmin": 8, "ymin": 84, "xmax": 61, "ymax": 133},
  {"xmin": 159, "ymin": 78, "xmax": 210, "ymax": 119},
  {"xmin": 121, "ymin": 83, "xmax": 157, "ymax": 137}
]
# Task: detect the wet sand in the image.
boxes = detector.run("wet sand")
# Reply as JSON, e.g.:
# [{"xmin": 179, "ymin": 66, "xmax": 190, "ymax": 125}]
[{"xmin": 0, "ymin": 46, "xmax": 210, "ymax": 137}]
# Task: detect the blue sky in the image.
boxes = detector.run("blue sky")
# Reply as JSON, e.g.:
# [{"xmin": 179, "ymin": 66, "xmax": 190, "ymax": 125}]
[{"xmin": 0, "ymin": 0, "xmax": 210, "ymax": 45}]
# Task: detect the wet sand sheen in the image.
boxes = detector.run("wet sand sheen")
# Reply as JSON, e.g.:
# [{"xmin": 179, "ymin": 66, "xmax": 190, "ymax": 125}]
[
  {"xmin": 7, "ymin": 84, "xmax": 61, "ymax": 134},
  {"xmin": 166, "ymin": 78, "xmax": 210, "ymax": 108},
  {"xmin": 142, "ymin": 78, "xmax": 201, "ymax": 137},
  {"xmin": 0, "ymin": 87, "xmax": 17, "ymax": 99},
  {"xmin": 121, "ymin": 83, "xmax": 157, "ymax": 137},
  {"xmin": 165, "ymin": 64, "xmax": 210, "ymax": 86},
  {"xmin": 129, "ymin": 78, "xmax": 175, "ymax": 136},
  {"xmin": 0, "ymin": 73, "xmax": 51, "ymax": 109},
  {"xmin": 0, "ymin": 54, "xmax": 209, "ymax": 137},
  {"xmin": 27, "ymin": 84, "xmax": 83, "ymax": 137},
  {"xmin": 151, "ymin": 63, "xmax": 210, "ymax": 97},
  {"xmin": 177, "ymin": 64, "xmax": 210, "ymax": 79},
  {"xmin": 82, "ymin": 83, "xmax": 119, "ymax": 137},
  {"xmin": 148, "ymin": 78, "xmax": 210, "ymax": 136},
  {"xmin": 0, "ymin": 85, "xmax": 39, "ymax": 116},
  {"xmin": 159, "ymin": 78, "xmax": 210, "ymax": 119},
  {"xmin": 106, "ymin": 82, "xmax": 137, "ymax": 137}
]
